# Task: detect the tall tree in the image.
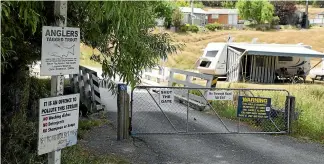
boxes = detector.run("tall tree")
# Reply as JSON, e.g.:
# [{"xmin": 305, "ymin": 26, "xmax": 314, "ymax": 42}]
[
  {"xmin": 236, "ymin": 0, "xmax": 274, "ymax": 24},
  {"xmin": 221, "ymin": 1, "xmax": 237, "ymax": 9},
  {"xmin": 174, "ymin": 0, "xmax": 205, "ymax": 8},
  {"xmin": 272, "ymin": 1, "xmax": 297, "ymax": 25},
  {"xmin": 1, "ymin": 1, "xmax": 182, "ymax": 163}
]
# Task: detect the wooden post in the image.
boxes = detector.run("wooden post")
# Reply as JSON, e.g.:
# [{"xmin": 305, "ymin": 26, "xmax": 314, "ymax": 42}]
[
  {"xmin": 285, "ymin": 96, "xmax": 296, "ymax": 134},
  {"xmin": 288, "ymin": 96, "xmax": 296, "ymax": 134},
  {"xmin": 117, "ymin": 83, "xmax": 128, "ymax": 140},
  {"xmin": 48, "ymin": 1, "xmax": 67, "ymax": 164},
  {"xmin": 123, "ymin": 94, "xmax": 130, "ymax": 139}
]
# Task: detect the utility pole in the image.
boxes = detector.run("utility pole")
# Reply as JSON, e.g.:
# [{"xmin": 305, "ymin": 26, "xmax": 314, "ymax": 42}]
[
  {"xmin": 305, "ymin": 0, "xmax": 309, "ymax": 29},
  {"xmin": 48, "ymin": 1, "xmax": 67, "ymax": 164},
  {"xmin": 191, "ymin": 0, "xmax": 194, "ymax": 25}
]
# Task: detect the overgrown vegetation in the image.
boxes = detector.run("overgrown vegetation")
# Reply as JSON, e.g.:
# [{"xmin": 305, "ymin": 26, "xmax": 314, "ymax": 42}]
[
  {"xmin": 213, "ymin": 83, "xmax": 324, "ymax": 143},
  {"xmin": 1, "ymin": 1, "xmax": 181, "ymax": 163}
]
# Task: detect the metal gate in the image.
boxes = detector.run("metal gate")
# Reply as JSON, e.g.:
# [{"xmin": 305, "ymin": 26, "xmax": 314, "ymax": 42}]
[{"xmin": 130, "ymin": 86, "xmax": 292, "ymax": 135}]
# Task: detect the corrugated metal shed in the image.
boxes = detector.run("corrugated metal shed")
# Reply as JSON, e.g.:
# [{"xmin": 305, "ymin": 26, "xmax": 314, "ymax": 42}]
[
  {"xmin": 206, "ymin": 9, "xmax": 238, "ymax": 15},
  {"xmin": 179, "ymin": 7, "xmax": 206, "ymax": 14},
  {"xmin": 229, "ymin": 44, "xmax": 324, "ymax": 58}
]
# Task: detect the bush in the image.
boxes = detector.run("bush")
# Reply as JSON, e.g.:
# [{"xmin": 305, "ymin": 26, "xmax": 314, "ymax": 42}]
[
  {"xmin": 1, "ymin": 74, "xmax": 51, "ymax": 164},
  {"xmin": 271, "ymin": 16, "xmax": 280, "ymax": 26},
  {"xmin": 205, "ymin": 23, "xmax": 222, "ymax": 31},
  {"xmin": 179, "ymin": 24, "xmax": 190, "ymax": 32},
  {"xmin": 188, "ymin": 24, "xmax": 199, "ymax": 33},
  {"xmin": 205, "ymin": 24, "xmax": 217, "ymax": 31}
]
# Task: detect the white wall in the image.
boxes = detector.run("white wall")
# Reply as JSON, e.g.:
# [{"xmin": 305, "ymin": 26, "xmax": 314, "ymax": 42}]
[{"xmin": 228, "ymin": 14, "xmax": 238, "ymax": 25}]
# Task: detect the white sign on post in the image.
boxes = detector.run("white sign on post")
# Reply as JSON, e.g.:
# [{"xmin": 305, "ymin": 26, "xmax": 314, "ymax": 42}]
[
  {"xmin": 159, "ymin": 89, "xmax": 174, "ymax": 104},
  {"xmin": 38, "ymin": 94, "xmax": 80, "ymax": 155},
  {"xmin": 40, "ymin": 26, "xmax": 80, "ymax": 76},
  {"xmin": 207, "ymin": 90, "xmax": 233, "ymax": 101}
]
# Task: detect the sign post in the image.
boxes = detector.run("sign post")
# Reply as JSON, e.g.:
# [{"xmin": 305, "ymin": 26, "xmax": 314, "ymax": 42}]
[{"xmin": 38, "ymin": 1, "xmax": 80, "ymax": 164}]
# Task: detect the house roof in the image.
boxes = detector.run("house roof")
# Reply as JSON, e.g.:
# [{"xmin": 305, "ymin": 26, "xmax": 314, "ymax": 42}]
[
  {"xmin": 206, "ymin": 9, "xmax": 238, "ymax": 15},
  {"xmin": 228, "ymin": 43, "xmax": 324, "ymax": 58},
  {"xmin": 179, "ymin": 7, "xmax": 206, "ymax": 14}
]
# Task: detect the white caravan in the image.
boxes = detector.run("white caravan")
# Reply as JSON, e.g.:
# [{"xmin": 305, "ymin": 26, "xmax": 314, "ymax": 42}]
[{"xmin": 196, "ymin": 42, "xmax": 324, "ymax": 83}]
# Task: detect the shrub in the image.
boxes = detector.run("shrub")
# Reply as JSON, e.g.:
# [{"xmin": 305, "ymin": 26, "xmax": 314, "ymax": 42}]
[
  {"xmin": 271, "ymin": 16, "xmax": 280, "ymax": 26},
  {"xmin": 179, "ymin": 24, "xmax": 190, "ymax": 32},
  {"xmin": 188, "ymin": 24, "xmax": 199, "ymax": 33},
  {"xmin": 205, "ymin": 24, "xmax": 217, "ymax": 31},
  {"xmin": 206, "ymin": 23, "xmax": 222, "ymax": 31},
  {"xmin": 1, "ymin": 75, "xmax": 51, "ymax": 164}
]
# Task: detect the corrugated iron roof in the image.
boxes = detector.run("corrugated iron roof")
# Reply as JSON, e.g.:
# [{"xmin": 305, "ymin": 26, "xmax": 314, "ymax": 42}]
[{"xmin": 179, "ymin": 7, "xmax": 206, "ymax": 14}]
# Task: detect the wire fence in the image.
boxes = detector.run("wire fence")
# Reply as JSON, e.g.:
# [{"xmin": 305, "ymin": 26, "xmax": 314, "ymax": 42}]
[{"xmin": 130, "ymin": 86, "xmax": 292, "ymax": 135}]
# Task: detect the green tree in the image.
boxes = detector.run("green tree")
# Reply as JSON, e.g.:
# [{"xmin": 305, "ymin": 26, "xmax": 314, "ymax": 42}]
[
  {"xmin": 172, "ymin": 7, "xmax": 183, "ymax": 29},
  {"xmin": 154, "ymin": 1, "xmax": 176, "ymax": 28},
  {"xmin": 221, "ymin": 1, "xmax": 237, "ymax": 9},
  {"xmin": 236, "ymin": 0, "xmax": 274, "ymax": 24},
  {"xmin": 174, "ymin": 0, "xmax": 204, "ymax": 8},
  {"xmin": 1, "ymin": 1, "xmax": 182, "ymax": 163}
]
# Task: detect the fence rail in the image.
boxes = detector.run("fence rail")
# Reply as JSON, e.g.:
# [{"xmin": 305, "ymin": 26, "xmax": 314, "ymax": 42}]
[{"xmin": 69, "ymin": 66, "xmax": 103, "ymax": 113}]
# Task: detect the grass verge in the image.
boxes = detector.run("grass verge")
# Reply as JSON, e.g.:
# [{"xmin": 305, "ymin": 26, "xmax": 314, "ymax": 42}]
[
  {"xmin": 210, "ymin": 82, "xmax": 324, "ymax": 143},
  {"xmin": 62, "ymin": 118, "xmax": 129, "ymax": 164}
]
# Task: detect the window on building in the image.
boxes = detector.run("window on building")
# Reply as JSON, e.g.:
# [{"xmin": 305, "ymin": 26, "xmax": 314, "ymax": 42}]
[
  {"xmin": 205, "ymin": 51, "xmax": 219, "ymax": 57},
  {"xmin": 211, "ymin": 14, "xmax": 219, "ymax": 19},
  {"xmin": 278, "ymin": 56, "xmax": 293, "ymax": 61}
]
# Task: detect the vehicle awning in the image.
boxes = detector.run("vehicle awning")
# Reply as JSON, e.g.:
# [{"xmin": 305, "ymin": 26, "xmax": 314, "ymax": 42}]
[{"xmin": 229, "ymin": 44, "xmax": 324, "ymax": 58}]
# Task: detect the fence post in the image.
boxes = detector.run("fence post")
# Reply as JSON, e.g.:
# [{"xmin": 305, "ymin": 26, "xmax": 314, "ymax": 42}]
[
  {"xmin": 124, "ymin": 94, "xmax": 130, "ymax": 139},
  {"xmin": 288, "ymin": 96, "xmax": 296, "ymax": 134},
  {"xmin": 168, "ymin": 71, "xmax": 174, "ymax": 87},
  {"xmin": 285, "ymin": 96, "xmax": 296, "ymax": 134},
  {"xmin": 117, "ymin": 83, "xmax": 129, "ymax": 140}
]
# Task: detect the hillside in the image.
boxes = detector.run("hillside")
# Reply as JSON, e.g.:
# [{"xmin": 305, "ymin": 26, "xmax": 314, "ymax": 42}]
[{"xmin": 165, "ymin": 28, "xmax": 324, "ymax": 69}]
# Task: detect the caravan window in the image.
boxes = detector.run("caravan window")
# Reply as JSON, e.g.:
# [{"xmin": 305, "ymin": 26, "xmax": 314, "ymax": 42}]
[
  {"xmin": 205, "ymin": 51, "xmax": 219, "ymax": 57},
  {"xmin": 279, "ymin": 56, "xmax": 293, "ymax": 61}
]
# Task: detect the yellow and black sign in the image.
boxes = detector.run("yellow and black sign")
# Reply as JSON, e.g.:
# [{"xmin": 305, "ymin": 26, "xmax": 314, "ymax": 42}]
[
  {"xmin": 211, "ymin": 76, "xmax": 218, "ymax": 88},
  {"xmin": 237, "ymin": 96, "xmax": 271, "ymax": 119}
]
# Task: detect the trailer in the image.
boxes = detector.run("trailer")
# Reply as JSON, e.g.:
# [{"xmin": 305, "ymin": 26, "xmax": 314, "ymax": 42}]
[
  {"xmin": 196, "ymin": 42, "xmax": 324, "ymax": 83},
  {"xmin": 309, "ymin": 58, "xmax": 324, "ymax": 82}
]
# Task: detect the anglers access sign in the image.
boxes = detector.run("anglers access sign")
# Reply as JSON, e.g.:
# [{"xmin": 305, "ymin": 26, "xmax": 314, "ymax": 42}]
[
  {"xmin": 40, "ymin": 26, "xmax": 80, "ymax": 76},
  {"xmin": 38, "ymin": 94, "xmax": 80, "ymax": 155}
]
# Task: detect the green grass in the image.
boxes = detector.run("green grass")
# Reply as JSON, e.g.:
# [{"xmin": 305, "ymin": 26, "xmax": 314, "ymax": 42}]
[
  {"xmin": 62, "ymin": 144, "xmax": 128, "ymax": 164},
  {"xmin": 62, "ymin": 118, "xmax": 129, "ymax": 163},
  {"xmin": 213, "ymin": 82, "xmax": 324, "ymax": 143}
]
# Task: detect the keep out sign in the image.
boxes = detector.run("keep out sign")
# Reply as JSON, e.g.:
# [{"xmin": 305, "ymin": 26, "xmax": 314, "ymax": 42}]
[{"xmin": 159, "ymin": 89, "xmax": 174, "ymax": 104}]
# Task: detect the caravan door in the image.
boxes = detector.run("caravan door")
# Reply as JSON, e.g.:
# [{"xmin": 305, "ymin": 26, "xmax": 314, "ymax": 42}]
[{"xmin": 226, "ymin": 47, "xmax": 243, "ymax": 82}]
